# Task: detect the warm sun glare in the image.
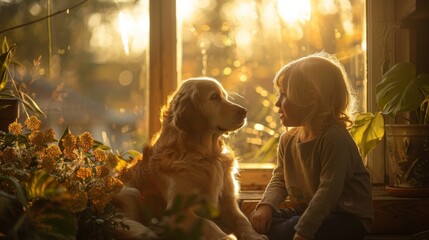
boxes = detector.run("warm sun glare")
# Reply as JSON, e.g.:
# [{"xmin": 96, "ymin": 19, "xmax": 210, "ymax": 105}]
[
  {"xmin": 277, "ymin": 0, "xmax": 311, "ymax": 24},
  {"xmin": 119, "ymin": 11, "xmax": 131, "ymax": 56}
]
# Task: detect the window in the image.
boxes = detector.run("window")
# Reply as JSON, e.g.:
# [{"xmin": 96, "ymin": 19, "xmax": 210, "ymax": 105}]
[
  {"xmin": 2, "ymin": 0, "xmax": 393, "ymax": 186},
  {"xmin": 177, "ymin": 0, "xmax": 366, "ymax": 168},
  {"xmin": 1, "ymin": 0, "xmax": 150, "ymax": 151}
]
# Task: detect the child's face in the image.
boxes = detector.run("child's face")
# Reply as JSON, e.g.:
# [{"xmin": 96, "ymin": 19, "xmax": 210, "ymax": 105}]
[{"xmin": 275, "ymin": 92, "xmax": 312, "ymax": 127}]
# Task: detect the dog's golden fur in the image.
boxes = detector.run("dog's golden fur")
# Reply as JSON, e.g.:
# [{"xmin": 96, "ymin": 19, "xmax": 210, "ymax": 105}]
[{"xmin": 114, "ymin": 77, "xmax": 267, "ymax": 239}]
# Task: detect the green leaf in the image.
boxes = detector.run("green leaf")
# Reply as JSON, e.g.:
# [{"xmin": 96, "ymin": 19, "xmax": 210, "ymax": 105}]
[
  {"xmin": 120, "ymin": 149, "xmax": 142, "ymax": 158},
  {"xmin": 29, "ymin": 200, "xmax": 77, "ymax": 240},
  {"xmin": 93, "ymin": 140, "xmax": 111, "ymax": 150},
  {"xmin": 59, "ymin": 127, "xmax": 72, "ymax": 152},
  {"xmin": 0, "ymin": 43, "xmax": 16, "ymax": 92},
  {"xmin": 0, "ymin": 175, "xmax": 29, "ymax": 209},
  {"xmin": 2, "ymin": 37, "xmax": 9, "ymax": 53},
  {"xmin": 0, "ymin": 53, "xmax": 9, "ymax": 91},
  {"xmin": 0, "ymin": 190, "xmax": 24, "ymax": 234},
  {"xmin": 19, "ymin": 91, "xmax": 46, "ymax": 118},
  {"xmin": 349, "ymin": 112, "xmax": 385, "ymax": 158},
  {"xmin": 417, "ymin": 73, "xmax": 429, "ymax": 96},
  {"xmin": 24, "ymin": 171, "xmax": 67, "ymax": 200},
  {"xmin": 376, "ymin": 62, "xmax": 429, "ymax": 116}
]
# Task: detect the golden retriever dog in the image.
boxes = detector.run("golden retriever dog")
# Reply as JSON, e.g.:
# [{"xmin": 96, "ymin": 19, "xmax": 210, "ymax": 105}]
[{"xmin": 114, "ymin": 77, "xmax": 267, "ymax": 240}]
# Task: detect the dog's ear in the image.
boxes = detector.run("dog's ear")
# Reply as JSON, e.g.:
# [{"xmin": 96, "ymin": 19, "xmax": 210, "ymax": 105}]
[{"xmin": 168, "ymin": 85, "xmax": 208, "ymax": 133}]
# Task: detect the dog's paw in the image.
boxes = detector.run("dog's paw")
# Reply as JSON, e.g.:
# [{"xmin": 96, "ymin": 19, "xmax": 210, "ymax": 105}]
[
  {"xmin": 216, "ymin": 234, "xmax": 237, "ymax": 240},
  {"xmin": 240, "ymin": 230, "xmax": 268, "ymax": 240}
]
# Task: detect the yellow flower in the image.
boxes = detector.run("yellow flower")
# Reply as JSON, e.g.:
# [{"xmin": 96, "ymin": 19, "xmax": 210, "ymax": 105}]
[
  {"xmin": 0, "ymin": 147, "xmax": 17, "ymax": 164},
  {"xmin": 61, "ymin": 133, "xmax": 77, "ymax": 160},
  {"xmin": 40, "ymin": 155, "xmax": 57, "ymax": 173},
  {"xmin": 88, "ymin": 181, "xmax": 108, "ymax": 212},
  {"xmin": 96, "ymin": 165, "xmax": 110, "ymax": 178},
  {"xmin": 69, "ymin": 191, "xmax": 88, "ymax": 213},
  {"xmin": 94, "ymin": 148, "xmax": 107, "ymax": 162},
  {"xmin": 8, "ymin": 122, "xmax": 22, "ymax": 135},
  {"xmin": 25, "ymin": 116, "xmax": 42, "ymax": 131},
  {"xmin": 44, "ymin": 128, "xmax": 56, "ymax": 143},
  {"xmin": 77, "ymin": 132, "xmax": 93, "ymax": 152},
  {"xmin": 106, "ymin": 177, "xmax": 123, "ymax": 194},
  {"xmin": 61, "ymin": 133, "xmax": 76, "ymax": 151},
  {"xmin": 29, "ymin": 131, "xmax": 45, "ymax": 148},
  {"xmin": 76, "ymin": 167, "xmax": 92, "ymax": 179},
  {"xmin": 106, "ymin": 153, "xmax": 119, "ymax": 169},
  {"xmin": 45, "ymin": 145, "xmax": 62, "ymax": 159},
  {"xmin": 64, "ymin": 149, "xmax": 77, "ymax": 160}
]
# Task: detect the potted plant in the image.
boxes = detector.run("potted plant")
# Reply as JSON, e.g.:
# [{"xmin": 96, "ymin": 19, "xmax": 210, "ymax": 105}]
[
  {"xmin": 349, "ymin": 62, "xmax": 429, "ymax": 193},
  {"xmin": 0, "ymin": 38, "xmax": 45, "ymax": 132}
]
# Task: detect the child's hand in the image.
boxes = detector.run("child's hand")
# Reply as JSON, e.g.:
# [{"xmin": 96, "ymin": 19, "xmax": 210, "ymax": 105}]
[{"xmin": 250, "ymin": 205, "xmax": 273, "ymax": 234}]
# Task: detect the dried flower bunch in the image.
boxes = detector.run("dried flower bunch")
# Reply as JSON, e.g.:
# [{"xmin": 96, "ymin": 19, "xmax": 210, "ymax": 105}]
[{"xmin": 0, "ymin": 116, "xmax": 141, "ymax": 239}]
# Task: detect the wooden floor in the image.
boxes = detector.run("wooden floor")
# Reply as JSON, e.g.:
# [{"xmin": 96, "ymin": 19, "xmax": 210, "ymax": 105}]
[{"xmin": 239, "ymin": 187, "xmax": 429, "ymax": 240}]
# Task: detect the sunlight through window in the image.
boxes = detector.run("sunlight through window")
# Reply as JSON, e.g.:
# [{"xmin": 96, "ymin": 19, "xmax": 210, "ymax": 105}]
[{"xmin": 178, "ymin": 0, "xmax": 366, "ymax": 165}]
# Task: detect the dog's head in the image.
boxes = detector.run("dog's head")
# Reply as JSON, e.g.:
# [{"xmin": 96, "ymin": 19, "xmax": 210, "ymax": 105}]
[{"xmin": 162, "ymin": 77, "xmax": 247, "ymax": 135}]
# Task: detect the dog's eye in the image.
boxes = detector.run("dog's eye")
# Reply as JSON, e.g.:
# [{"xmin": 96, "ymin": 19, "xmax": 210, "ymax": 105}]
[{"xmin": 210, "ymin": 93, "xmax": 220, "ymax": 100}]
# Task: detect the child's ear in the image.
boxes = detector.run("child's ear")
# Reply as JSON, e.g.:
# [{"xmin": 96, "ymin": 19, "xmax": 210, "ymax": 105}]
[{"xmin": 307, "ymin": 90, "xmax": 318, "ymax": 104}]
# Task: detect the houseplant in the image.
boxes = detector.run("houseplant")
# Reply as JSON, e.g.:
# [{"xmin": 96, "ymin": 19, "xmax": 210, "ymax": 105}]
[
  {"xmin": 0, "ymin": 38, "xmax": 45, "ymax": 132},
  {"xmin": 0, "ymin": 116, "xmax": 136, "ymax": 238},
  {"xmin": 0, "ymin": 116, "xmax": 214, "ymax": 239},
  {"xmin": 349, "ymin": 62, "xmax": 429, "ymax": 191}
]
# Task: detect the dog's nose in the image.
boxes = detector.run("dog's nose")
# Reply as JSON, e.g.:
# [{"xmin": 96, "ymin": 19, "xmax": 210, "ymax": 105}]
[{"xmin": 238, "ymin": 107, "xmax": 247, "ymax": 118}]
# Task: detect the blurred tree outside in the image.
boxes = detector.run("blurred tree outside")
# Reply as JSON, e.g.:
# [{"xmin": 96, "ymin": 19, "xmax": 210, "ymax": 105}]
[
  {"xmin": 0, "ymin": 0, "xmax": 150, "ymax": 152},
  {"xmin": 0, "ymin": 0, "xmax": 366, "ymax": 164},
  {"xmin": 178, "ymin": 0, "xmax": 366, "ymax": 164}
]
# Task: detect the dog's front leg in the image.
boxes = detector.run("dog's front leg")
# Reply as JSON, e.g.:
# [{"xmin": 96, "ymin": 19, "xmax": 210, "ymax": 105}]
[
  {"xmin": 216, "ymin": 175, "xmax": 268, "ymax": 240},
  {"xmin": 216, "ymin": 195, "xmax": 267, "ymax": 240},
  {"xmin": 201, "ymin": 217, "xmax": 238, "ymax": 240}
]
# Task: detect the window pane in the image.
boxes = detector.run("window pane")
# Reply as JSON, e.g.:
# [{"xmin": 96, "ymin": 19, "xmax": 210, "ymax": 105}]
[
  {"xmin": 178, "ymin": 0, "xmax": 366, "ymax": 165},
  {"xmin": 1, "ymin": 0, "xmax": 149, "ymax": 151}
]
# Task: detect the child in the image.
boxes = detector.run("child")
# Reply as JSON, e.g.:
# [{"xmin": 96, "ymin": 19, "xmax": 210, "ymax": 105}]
[{"xmin": 250, "ymin": 52, "xmax": 373, "ymax": 240}]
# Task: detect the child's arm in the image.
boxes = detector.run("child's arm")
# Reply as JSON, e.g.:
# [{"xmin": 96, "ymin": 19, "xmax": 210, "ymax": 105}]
[
  {"xmin": 294, "ymin": 129, "xmax": 354, "ymax": 239},
  {"xmin": 258, "ymin": 132, "xmax": 290, "ymax": 209}
]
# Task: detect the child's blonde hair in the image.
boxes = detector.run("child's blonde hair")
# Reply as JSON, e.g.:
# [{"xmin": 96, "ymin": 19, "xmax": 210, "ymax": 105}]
[{"xmin": 273, "ymin": 51, "xmax": 358, "ymax": 131}]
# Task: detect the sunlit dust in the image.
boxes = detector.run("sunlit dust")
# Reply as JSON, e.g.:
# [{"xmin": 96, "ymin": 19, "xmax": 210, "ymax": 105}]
[
  {"xmin": 239, "ymin": 73, "xmax": 248, "ymax": 82},
  {"xmin": 262, "ymin": 99, "xmax": 270, "ymax": 107},
  {"xmin": 233, "ymin": 60, "xmax": 241, "ymax": 67},
  {"xmin": 223, "ymin": 67, "xmax": 232, "ymax": 75},
  {"xmin": 29, "ymin": 2, "xmax": 42, "ymax": 16},
  {"xmin": 277, "ymin": 0, "xmax": 311, "ymax": 24},
  {"xmin": 254, "ymin": 123, "xmax": 264, "ymax": 131},
  {"xmin": 247, "ymin": 137, "xmax": 263, "ymax": 145},
  {"xmin": 119, "ymin": 70, "xmax": 133, "ymax": 86}
]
